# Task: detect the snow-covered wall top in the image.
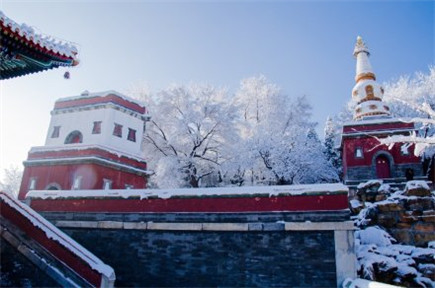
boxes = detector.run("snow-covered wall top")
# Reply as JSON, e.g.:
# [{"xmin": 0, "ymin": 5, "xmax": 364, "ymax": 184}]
[
  {"xmin": 0, "ymin": 10, "xmax": 78, "ymax": 60},
  {"xmin": 54, "ymin": 90, "xmax": 148, "ymax": 115},
  {"xmin": 27, "ymin": 183, "xmax": 348, "ymax": 200},
  {"xmin": 343, "ymin": 117, "xmax": 415, "ymax": 127},
  {"xmin": 56, "ymin": 90, "xmax": 146, "ymax": 111},
  {"xmin": 29, "ymin": 144, "xmax": 147, "ymax": 163}
]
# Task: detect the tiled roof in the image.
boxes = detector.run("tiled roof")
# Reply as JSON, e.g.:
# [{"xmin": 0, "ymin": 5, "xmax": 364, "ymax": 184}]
[{"xmin": 0, "ymin": 10, "xmax": 79, "ymax": 79}]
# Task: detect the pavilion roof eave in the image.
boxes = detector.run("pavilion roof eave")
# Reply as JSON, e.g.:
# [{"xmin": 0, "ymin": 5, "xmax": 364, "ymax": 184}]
[{"xmin": 0, "ymin": 10, "xmax": 79, "ymax": 80}]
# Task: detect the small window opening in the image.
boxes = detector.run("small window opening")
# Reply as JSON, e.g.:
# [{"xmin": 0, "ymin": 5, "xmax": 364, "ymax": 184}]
[
  {"xmin": 92, "ymin": 121, "xmax": 102, "ymax": 134},
  {"xmin": 46, "ymin": 184, "xmax": 60, "ymax": 190},
  {"xmin": 29, "ymin": 178, "xmax": 37, "ymax": 190},
  {"xmin": 113, "ymin": 123, "xmax": 123, "ymax": 138},
  {"xmin": 355, "ymin": 147, "xmax": 364, "ymax": 158},
  {"xmin": 51, "ymin": 126, "xmax": 60, "ymax": 138},
  {"xmin": 127, "ymin": 128, "xmax": 136, "ymax": 142},
  {"xmin": 72, "ymin": 176, "xmax": 82, "ymax": 190},
  {"xmin": 125, "ymin": 184, "xmax": 134, "ymax": 189},
  {"xmin": 401, "ymin": 143, "xmax": 410, "ymax": 156},
  {"xmin": 103, "ymin": 179, "xmax": 112, "ymax": 190}
]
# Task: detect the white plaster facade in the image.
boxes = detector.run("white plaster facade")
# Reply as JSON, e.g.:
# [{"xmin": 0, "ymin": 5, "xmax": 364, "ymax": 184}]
[{"xmin": 44, "ymin": 91, "xmax": 148, "ymax": 158}]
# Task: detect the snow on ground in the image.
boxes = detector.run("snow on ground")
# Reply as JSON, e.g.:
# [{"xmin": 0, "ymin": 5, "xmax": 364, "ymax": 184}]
[
  {"xmin": 378, "ymin": 184, "xmax": 391, "ymax": 193},
  {"xmin": 357, "ymin": 226, "xmax": 396, "ymax": 246},
  {"xmin": 350, "ymin": 199, "xmax": 363, "ymax": 210},
  {"xmin": 405, "ymin": 180, "xmax": 431, "ymax": 191},
  {"xmin": 353, "ymin": 181, "xmax": 435, "ymax": 287},
  {"xmin": 355, "ymin": 226, "xmax": 434, "ymax": 286},
  {"xmin": 357, "ymin": 179, "xmax": 383, "ymax": 190}
]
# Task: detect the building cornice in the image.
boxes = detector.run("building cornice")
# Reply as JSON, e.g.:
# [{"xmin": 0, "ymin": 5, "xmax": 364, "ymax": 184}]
[
  {"xmin": 23, "ymin": 156, "xmax": 151, "ymax": 176},
  {"xmin": 29, "ymin": 144, "xmax": 146, "ymax": 164}
]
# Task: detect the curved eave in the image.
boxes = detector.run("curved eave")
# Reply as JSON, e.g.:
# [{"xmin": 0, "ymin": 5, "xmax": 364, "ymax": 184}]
[
  {"xmin": 0, "ymin": 57, "xmax": 75, "ymax": 80},
  {"xmin": 0, "ymin": 19, "xmax": 79, "ymax": 80},
  {"xmin": 0, "ymin": 12, "xmax": 78, "ymax": 60}
]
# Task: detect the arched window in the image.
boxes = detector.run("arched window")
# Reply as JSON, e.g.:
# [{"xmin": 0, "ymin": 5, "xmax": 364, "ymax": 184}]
[
  {"xmin": 64, "ymin": 130, "xmax": 83, "ymax": 144},
  {"xmin": 355, "ymin": 147, "xmax": 364, "ymax": 158},
  {"xmin": 45, "ymin": 183, "xmax": 61, "ymax": 190}
]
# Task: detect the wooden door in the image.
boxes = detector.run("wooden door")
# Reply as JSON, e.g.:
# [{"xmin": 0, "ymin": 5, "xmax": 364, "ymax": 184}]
[{"xmin": 376, "ymin": 155, "xmax": 391, "ymax": 178}]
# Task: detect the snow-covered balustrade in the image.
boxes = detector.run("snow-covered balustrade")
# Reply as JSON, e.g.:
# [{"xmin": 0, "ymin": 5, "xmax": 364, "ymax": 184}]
[
  {"xmin": 0, "ymin": 192, "xmax": 115, "ymax": 287},
  {"xmin": 25, "ymin": 183, "xmax": 349, "ymax": 213}
]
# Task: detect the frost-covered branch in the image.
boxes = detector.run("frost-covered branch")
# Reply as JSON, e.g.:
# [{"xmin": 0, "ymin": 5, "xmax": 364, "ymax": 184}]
[
  {"xmin": 378, "ymin": 134, "xmax": 435, "ymax": 156},
  {"xmin": 140, "ymin": 83, "xmax": 239, "ymax": 188},
  {"xmin": 377, "ymin": 66, "xmax": 435, "ymax": 156}
]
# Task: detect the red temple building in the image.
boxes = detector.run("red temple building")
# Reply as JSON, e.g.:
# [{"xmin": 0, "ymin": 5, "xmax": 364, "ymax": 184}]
[
  {"xmin": 0, "ymin": 11, "xmax": 79, "ymax": 79},
  {"xmin": 341, "ymin": 37, "xmax": 423, "ymax": 187},
  {"xmin": 18, "ymin": 90, "xmax": 151, "ymax": 200}
]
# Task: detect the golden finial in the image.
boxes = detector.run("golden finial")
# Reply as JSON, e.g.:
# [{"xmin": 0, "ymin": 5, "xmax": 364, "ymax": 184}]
[{"xmin": 353, "ymin": 35, "xmax": 369, "ymax": 57}]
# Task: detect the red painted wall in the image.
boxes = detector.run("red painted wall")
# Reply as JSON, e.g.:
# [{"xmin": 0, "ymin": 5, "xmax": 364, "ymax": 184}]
[
  {"xmin": 343, "ymin": 136, "xmax": 420, "ymax": 167},
  {"xmin": 27, "ymin": 148, "xmax": 147, "ymax": 170},
  {"xmin": 342, "ymin": 121, "xmax": 414, "ymax": 134},
  {"xmin": 19, "ymin": 163, "xmax": 146, "ymax": 200},
  {"xmin": 29, "ymin": 193, "xmax": 348, "ymax": 213},
  {"xmin": 342, "ymin": 121, "xmax": 420, "ymax": 178}
]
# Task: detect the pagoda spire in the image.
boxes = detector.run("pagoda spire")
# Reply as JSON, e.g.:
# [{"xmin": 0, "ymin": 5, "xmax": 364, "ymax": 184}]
[
  {"xmin": 353, "ymin": 36, "xmax": 376, "ymax": 83},
  {"xmin": 351, "ymin": 36, "xmax": 390, "ymax": 120}
]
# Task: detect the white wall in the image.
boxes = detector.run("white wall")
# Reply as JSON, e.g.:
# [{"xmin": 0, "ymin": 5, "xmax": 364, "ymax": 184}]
[{"xmin": 45, "ymin": 106, "xmax": 145, "ymax": 157}]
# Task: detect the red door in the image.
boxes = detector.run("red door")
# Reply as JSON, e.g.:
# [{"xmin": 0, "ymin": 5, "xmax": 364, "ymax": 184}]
[{"xmin": 376, "ymin": 155, "xmax": 391, "ymax": 178}]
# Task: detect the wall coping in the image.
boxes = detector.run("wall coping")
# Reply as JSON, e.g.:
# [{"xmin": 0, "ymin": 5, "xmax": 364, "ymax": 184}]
[
  {"xmin": 26, "ymin": 183, "xmax": 348, "ymax": 200},
  {"xmin": 54, "ymin": 220, "xmax": 356, "ymax": 232}
]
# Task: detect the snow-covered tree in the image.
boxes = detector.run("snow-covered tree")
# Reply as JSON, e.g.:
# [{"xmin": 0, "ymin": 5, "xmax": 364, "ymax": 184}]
[
  {"xmin": 380, "ymin": 66, "xmax": 435, "ymax": 157},
  {"xmin": 292, "ymin": 128, "xmax": 339, "ymax": 184},
  {"xmin": 0, "ymin": 166, "xmax": 23, "ymax": 198},
  {"xmin": 234, "ymin": 75, "xmax": 338, "ymax": 185},
  {"xmin": 324, "ymin": 116, "xmax": 342, "ymax": 178},
  {"xmin": 140, "ymin": 83, "xmax": 240, "ymax": 188}
]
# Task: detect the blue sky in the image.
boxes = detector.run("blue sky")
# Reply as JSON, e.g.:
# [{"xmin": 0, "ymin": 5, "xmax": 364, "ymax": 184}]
[{"xmin": 0, "ymin": 0, "xmax": 434, "ymax": 177}]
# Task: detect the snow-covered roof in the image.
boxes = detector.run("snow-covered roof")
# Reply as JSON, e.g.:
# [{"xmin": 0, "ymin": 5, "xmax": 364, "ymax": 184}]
[
  {"xmin": 0, "ymin": 10, "xmax": 79, "ymax": 79},
  {"xmin": 343, "ymin": 117, "xmax": 413, "ymax": 127},
  {"xmin": 0, "ymin": 192, "xmax": 114, "ymax": 279},
  {"xmin": 0, "ymin": 10, "xmax": 78, "ymax": 59},
  {"xmin": 26, "ymin": 183, "xmax": 348, "ymax": 200},
  {"xmin": 52, "ymin": 90, "xmax": 148, "ymax": 116},
  {"xmin": 57, "ymin": 90, "xmax": 145, "ymax": 107}
]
